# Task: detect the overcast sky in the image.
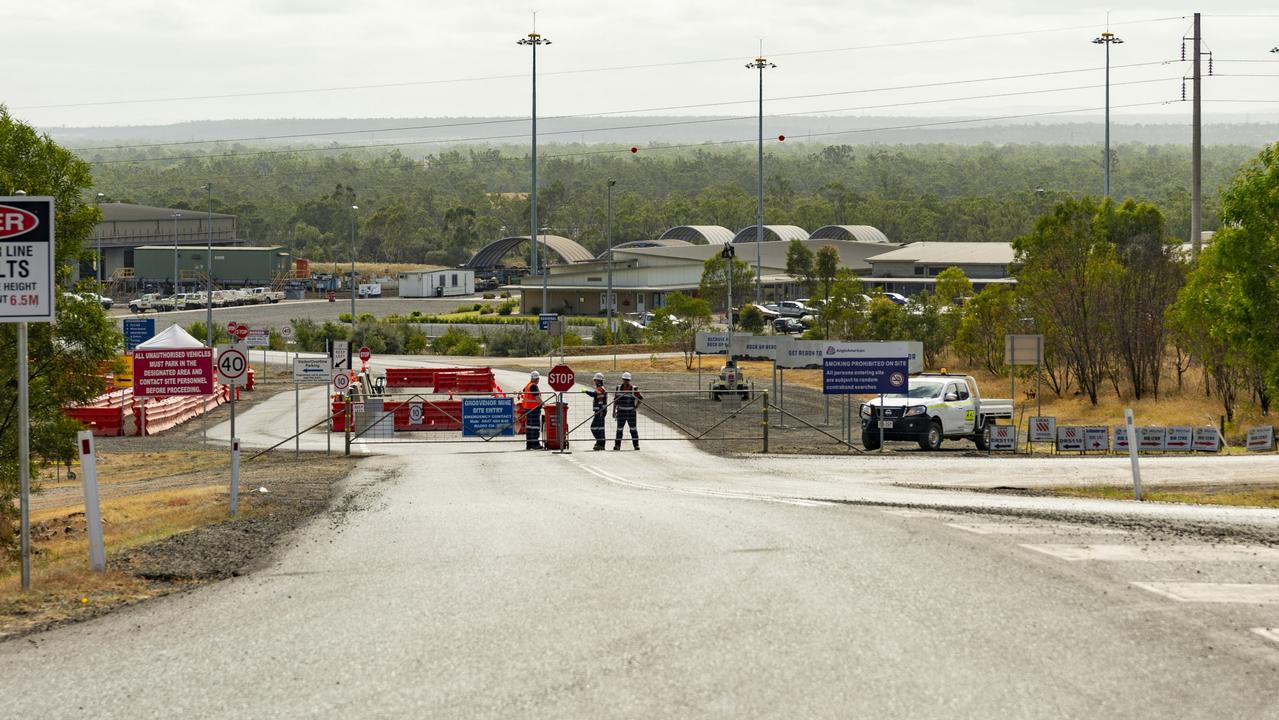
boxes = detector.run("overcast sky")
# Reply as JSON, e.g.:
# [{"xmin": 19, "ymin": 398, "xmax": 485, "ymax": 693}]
[{"xmin": 6, "ymin": 2, "xmax": 1278, "ymax": 132}]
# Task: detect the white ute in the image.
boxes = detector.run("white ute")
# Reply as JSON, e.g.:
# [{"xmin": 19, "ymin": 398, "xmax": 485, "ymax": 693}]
[{"xmin": 860, "ymin": 372, "xmax": 1013, "ymax": 451}]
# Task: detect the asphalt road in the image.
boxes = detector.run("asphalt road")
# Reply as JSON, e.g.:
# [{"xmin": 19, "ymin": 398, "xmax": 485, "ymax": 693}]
[
  {"xmin": 107, "ymin": 294, "xmax": 495, "ymax": 333},
  {"xmin": 4, "ymin": 360, "xmax": 1278, "ymax": 718}
]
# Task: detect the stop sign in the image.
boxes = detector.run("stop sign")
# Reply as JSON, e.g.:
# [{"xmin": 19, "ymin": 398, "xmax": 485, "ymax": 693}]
[
  {"xmin": 547, "ymin": 364, "xmax": 575, "ymax": 392},
  {"xmin": 234, "ymin": 325, "xmax": 250, "ymax": 341},
  {"xmin": 359, "ymin": 346, "xmax": 371, "ymax": 362},
  {"xmin": 226, "ymin": 321, "xmax": 239, "ymax": 334}
]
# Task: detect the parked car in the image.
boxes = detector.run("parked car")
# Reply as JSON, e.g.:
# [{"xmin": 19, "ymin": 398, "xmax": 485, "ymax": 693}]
[
  {"xmin": 129, "ymin": 293, "xmax": 164, "ymax": 313},
  {"xmin": 772, "ymin": 317, "xmax": 805, "ymax": 334},
  {"xmin": 775, "ymin": 300, "xmax": 810, "ymax": 317},
  {"xmin": 860, "ymin": 372, "xmax": 1013, "ymax": 451},
  {"xmin": 246, "ymin": 286, "xmax": 284, "ymax": 304},
  {"xmin": 882, "ymin": 292, "xmax": 909, "ymax": 305},
  {"xmin": 80, "ymin": 292, "xmax": 113, "ymax": 310}
]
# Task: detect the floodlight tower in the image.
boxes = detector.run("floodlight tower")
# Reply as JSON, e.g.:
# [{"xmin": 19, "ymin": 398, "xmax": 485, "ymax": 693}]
[
  {"xmin": 518, "ymin": 28, "xmax": 551, "ymax": 312},
  {"xmin": 1092, "ymin": 29, "xmax": 1123, "ymax": 197},
  {"xmin": 746, "ymin": 55, "xmax": 776, "ymax": 304}
]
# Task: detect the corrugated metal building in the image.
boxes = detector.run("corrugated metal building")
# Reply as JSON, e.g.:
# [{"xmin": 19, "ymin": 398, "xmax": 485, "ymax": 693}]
[{"xmin": 133, "ymin": 245, "xmax": 291, "ymax": 289}]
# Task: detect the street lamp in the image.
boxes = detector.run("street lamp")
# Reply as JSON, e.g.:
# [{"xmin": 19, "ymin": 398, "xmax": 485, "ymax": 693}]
[
  {"xmin": 605, "ymin": 178, "xmax": 617, "ymax": 335},
  {"xmin": 1092, "ymin": 30, "xmax": 1123, "ymax": 197},
  {"xmin": 747, "ymin": 55, "xmax": 776, "ymax": 304},
  {"xmin": 350, "ymin": 204, "xmax": 358, "ymax": 340},
  {"xmin": 171, "ymin": 212, "xmax": 182, "ymax": 295},
  {"xmin": 202, "ymin": 183, "xmax": 213, "ymax": 349},
  {"xmin": 94, "ymin": 193, "xmax": 104, "ymax": 283},
  {"xmin": 518, "ymin": 29, "xmax": 551, "ymax": 312}
]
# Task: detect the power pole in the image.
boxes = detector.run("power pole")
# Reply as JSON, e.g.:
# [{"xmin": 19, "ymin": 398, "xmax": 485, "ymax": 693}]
[{"xmin": 1191, "ymin": 12, "xmax": 1203, "ymax": 259}]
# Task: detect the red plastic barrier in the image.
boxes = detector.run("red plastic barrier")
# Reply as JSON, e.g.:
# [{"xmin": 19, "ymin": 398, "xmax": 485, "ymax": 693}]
[
  {"xmin": 134, "ymin": 386, "xmax": 229, "ymax": 436},
  {"xmin": 389, "ymin": 400, "xmax": 463, "ymax": 431},
  {"xmin": 65, "ymin": 406, "xmax": 127, "ymax": 437},
  {"xmin": 385, "ymin": 368, "xmax": 443, "ymax": 389}
]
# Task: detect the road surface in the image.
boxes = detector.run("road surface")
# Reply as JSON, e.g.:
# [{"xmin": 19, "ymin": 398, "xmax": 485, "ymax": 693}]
[{"xmin": 3, "ymin": 360, "xmax": 1277, "ymax": 718}]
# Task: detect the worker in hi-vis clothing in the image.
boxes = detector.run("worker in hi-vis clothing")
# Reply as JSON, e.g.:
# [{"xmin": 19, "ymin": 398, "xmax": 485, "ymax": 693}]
[
  {"xmin": 522, "ymin": 370, "xmax": 543, "ymax": 450},
  {"xmin": 613, "ymin": 372, "xmax": 643, "ymax": 450},
  {"xmin": 582, "ymin": 372, "xmax": 608, "ymax": 451}
]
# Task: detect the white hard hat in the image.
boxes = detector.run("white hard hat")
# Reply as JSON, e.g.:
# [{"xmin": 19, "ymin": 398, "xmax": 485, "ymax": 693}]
[
  {"xmin": 621, "ymin": 372, "xmax": 632, "ymax": 381},
  {"xmin": 593, "ymin": 372, "xmax": 605, "ymax": 381},
  {"xmin": 530, "ymin": 370, "xmax": 540, "ymax": 380}
]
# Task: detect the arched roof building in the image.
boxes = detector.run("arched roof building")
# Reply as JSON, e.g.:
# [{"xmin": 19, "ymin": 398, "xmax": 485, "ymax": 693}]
[
  {"xmin": 464, "ymin": 235, "xmax": 594, "ymax": 270},
  {"xmin": 596, "ymin": 239, "xmax": 691, "ymax": 259},
  {"xmin": 657, "ymin": 225, "xmax": 736, "ymax": 245},
  {"xmin": 808, "ymin": 225, "xmax": 891, "ymax": 244},
  {"xmin": 731, "ymin": 225, "xmax": 809, "ymax": 243}
]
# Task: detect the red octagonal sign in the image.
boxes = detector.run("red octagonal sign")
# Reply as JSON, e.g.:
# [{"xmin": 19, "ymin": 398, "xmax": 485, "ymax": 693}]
[
  {"xmin": 548, "ymin": 364, "xmax": 575, "ymax": 392},
  {"xmin": 234, "ymin": 324, "xmax": 250, "ymax": 340},
  {"xmin": 359, "ymin": 346, "xmax": 371, "ymax": 362}
]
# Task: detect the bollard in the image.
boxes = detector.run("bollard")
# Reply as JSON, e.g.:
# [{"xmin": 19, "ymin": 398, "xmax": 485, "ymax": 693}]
[
  {"xmin": 230, "ymin": 437, "xmax": 241, "ymax": 517},
  {"xmin": 1124, "ymin": 408, "xmax": 1143, "ymax": 501}
]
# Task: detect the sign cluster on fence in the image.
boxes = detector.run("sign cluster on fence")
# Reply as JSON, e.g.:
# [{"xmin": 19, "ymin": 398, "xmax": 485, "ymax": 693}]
[{"xmin": 1034, "ymin": 416, "xmax": 1228, "ymax": 453}]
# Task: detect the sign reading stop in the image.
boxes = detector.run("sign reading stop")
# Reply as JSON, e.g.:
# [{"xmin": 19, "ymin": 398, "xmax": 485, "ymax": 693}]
[
  {"xmin": 226, "ymin": 321, "xmax": 239, "ymax": 334},
  {"xmin": 359, "ymin": 346, "xmax": 371, "ymax": 363},
  {"xmin": 234, "ymin": 324, "xmax": 250, "ymax": 341},
  {"xmin": 547, "ymin": 364, "xmax": 575, "ymax": 392}
]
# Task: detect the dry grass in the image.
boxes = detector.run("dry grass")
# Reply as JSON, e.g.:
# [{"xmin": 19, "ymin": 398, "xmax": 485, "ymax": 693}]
[
  {"xmin": 39, "ymin": 450, "xmax": 227, "ymax": 489},
  {"xmin": 1042, "ymin": 484, "xmax": 1279, "ymax": 509},
  {"xmin": 0, "ymin": 484, "xmax": 244, "ymax": 635}
]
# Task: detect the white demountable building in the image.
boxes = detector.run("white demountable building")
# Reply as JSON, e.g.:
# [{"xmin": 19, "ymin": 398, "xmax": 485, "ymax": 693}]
[{"xmin": 399, "ymin": 269, "xmax": 475, "ymax": 298}]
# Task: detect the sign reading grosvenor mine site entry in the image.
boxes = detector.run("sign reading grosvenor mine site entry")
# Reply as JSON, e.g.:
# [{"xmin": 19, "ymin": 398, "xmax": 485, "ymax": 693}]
[{"xmin": 0, "ymin": 196, "xmax": 55, "ymax": 323}]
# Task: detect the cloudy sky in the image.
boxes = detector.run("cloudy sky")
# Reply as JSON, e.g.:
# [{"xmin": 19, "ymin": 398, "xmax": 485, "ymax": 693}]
[{"xmin": 6, "ymin": 1, "xmax": 1278, "ymax": 131}]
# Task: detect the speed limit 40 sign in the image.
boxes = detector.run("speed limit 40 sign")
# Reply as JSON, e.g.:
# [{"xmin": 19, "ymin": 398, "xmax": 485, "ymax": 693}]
[{"xmin": 216, "ymin": 345, "xmax": 250, "ymax": 387}]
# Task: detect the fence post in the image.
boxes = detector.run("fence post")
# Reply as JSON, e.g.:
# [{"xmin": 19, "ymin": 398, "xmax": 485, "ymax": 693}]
[{"xmin": 762, "ymin": 390, "xmax": 769, "ymax": 454}]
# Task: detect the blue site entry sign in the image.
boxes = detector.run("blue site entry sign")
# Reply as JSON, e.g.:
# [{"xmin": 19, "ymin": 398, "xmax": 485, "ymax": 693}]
[
  {"xmin": 462, "ymin": 396, "xmax": 515, "ymax": 437},
  {"xmin": 538, "ymin": 313, "xmax": 558, "ymax": 331},
  {"xmin": 822, "ymin": 357, "xmax": 910, "ymax": 395},
  {"xmin": 123, "ymin": 317, "xmax": 156, "ymax": 350}
]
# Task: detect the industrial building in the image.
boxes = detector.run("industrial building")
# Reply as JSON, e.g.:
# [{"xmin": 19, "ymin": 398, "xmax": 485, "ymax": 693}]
[
  {"xmin": 861, "ymin": 242, "xmax": 1019, "ymax": 295},
  {"xmin": 132, "ymin": 245, "xmax": 292, "ymax": 291},
  {"xmin": 88, "ymin": 202, "xmax": 239, "ymax": 286}
]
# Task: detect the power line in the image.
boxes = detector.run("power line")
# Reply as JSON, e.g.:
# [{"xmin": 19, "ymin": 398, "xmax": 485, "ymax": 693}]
[
  {"xmin": 77, "ymin": 61, "xmax": 1177, "ymax": 153},
  {"xmin": 16, "ymin": 17, "xmax": 1187, "ymax": 111},
  {"xmin": 84, "ymin": 78, "xmax": 1182, "ymax": 166}
]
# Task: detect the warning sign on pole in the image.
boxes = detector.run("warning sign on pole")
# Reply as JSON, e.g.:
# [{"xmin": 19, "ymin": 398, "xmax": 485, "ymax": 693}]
[{"xmin": 0, "ymin": 197, "xmax": 56, "ymax": 322}]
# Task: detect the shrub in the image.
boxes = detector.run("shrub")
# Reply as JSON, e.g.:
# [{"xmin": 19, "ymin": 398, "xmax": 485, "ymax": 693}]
[
  {"xmin": 432, "ymin": 327, "xmax": 481, "ymax": 356},
  {"xmin": 479, "ymin": 305, "xmax": 495, "ymax": 315},
  {"xmin": 497, "ymin": 302, "xmax": 514, "ymax": 316},
  {"xmin": 739, "ymin": 305, "xmax": 765, "ymax": 334},
  {"xmin": 486, "ymin": 326, "xmax": 551, "ymax": 357},
  {"xmin": 482, "ymin": 292, "xmax": 495, "ymax": 299}
]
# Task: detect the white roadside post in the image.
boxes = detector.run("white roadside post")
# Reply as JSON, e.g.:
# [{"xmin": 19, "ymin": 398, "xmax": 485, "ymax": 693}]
[
  {"xmin": 1124, "ymin": 408, "xmax": 1143, "ymax": 501},
  {"xmin": 77, "ymin": 431, "xmax": 106, "ymax": 571},
  {"xmin": 2, "ymin": 195, "xmax": 56, "ymax": 592},
  {"xmin": 230, "ymin": 437, "xmax": 241, "ymax": 517}
]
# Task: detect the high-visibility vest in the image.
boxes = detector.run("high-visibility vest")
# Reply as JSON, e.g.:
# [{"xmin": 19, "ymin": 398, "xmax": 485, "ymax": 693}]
[{"xmin": 521, "ymin": 381, "xmax": 541, "ymax": 410}]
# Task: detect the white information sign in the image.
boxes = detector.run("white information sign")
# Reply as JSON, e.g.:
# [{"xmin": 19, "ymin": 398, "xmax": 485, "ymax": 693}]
[
  {"xmin": 1246, "ymin": 426, "xmax": 1275, "ymax": 452},
  {"xmin": 1192, "ymin": 427, "xmax": 1221, "ymax": 453},
  {"xmin": 1164, "ymin": 426, "xmax": 1193, "ymax": 452},
  {"xmin": 245, "ymin": 329, "xmax": 270, "ymax": 348},
  {"xmin": 358, "ymin": 283, "xmax": 382, "ymax": 297},
  {"xmin": 694, "ymin": 331, "xmax": 729, "ymax": 355},
  {"xmin": 730, "ymin": 335, "xmax": 783, "ymax": 361},
  {"xmin": 1029, "ymin": 416, "xmax": 1057, "ymax": 443},
  {"xmin": 1056, "ymin": 426, "xmax": 1085, "ymax": 452},
  {"xmin": 331, "ymin": 340, "xmax": 349, "ymax": 369},
  {"xmin": 0, "ymin": 197, "xmax": 55, "ymax": 323},
  {"xmin": 1138, "ymin": 426, "xmax": 1166, "ymax": 453},
  {"xmin": 1083, "ymin": 426, "xmax": 1110, "ymax": 452},
  {"xmin": 293, "ymin": 357, "xmax": 330, "ymax": 384},
  {"xmin": 1113, "ymin": 425, "xmax": 1131, "ymax": 451},
  {"xmin": 989, "ymin": 425, "xmax": 1017, "ymax": 452}
]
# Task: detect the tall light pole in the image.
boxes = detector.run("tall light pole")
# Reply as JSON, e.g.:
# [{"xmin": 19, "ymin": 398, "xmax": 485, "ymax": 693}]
[
  {"xmin": 605, "ymin": 178, "xmax": 616, "ymax": 334},
  {"xmin": 203, "ymin": 183, "xmax": 213, "ymax": 348},
  {"xmin": 518, "ymin": 28, "xmax": 551, "ymax": 312},
  {"xmin": 746, "ymin": 54, "xmax": 776, "ymax": 304},
  {"xmin": 171, "ymin": 212, "xmax": 182, "ymax": 295},
  {"xmin": 1092, "ymin": 29, "xmax": 1122, "ymax": 198},
  {"xmin": 94, "ymin": 193, "xmax": 104, "ymax": 283},
  {"xmin": 350, "ymin": 204, "xmax": 358, "ymax": 341}
]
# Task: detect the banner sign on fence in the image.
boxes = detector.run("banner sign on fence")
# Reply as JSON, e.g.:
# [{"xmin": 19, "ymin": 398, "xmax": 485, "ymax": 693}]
[
  {"xmin": 694, "ymin": 331, "xmax": 729, "ymax": 355},
  {"xmin": 293, "ymin": 357, "xmax": 330, "ymax": 384},
  {"xmin": 730, "ymin": 335, "xmax": 782, "ymax": 361},
  {"xmin": 1246, "ymin": 426, "xmax": 1275, "ymax": 452},
  {"xmin": 462, "ymin": 397, "xmax": 515, "ymax": 437},
  {"xmin": 133, "ymin": 348, "xmax": 214, "ymax": 397},
  {"xmin": 1056, "ymin": 426, "xmax": 1085, "ymax": 452},
  {"xmin": 1029, "ymin": 416, "xmax": 1056, "ymax": 443},
  {"xmin": 1138, "ymin": 426, "xmax": 1167, "ymax": 452},
  {"xmin": 989, "ymin": 425, "xmax": 1017, "ymax": 451},
  {"xmin": 123, "ymin": 318, "xmax": 155, "ymax": 350},
  {"xmin": 1165, "ymin": 426, "xmax": 1193, "ymax": 452},
  {"xmin": 1192, "ymin": 427, "xmax": 1221, "ymax": 453},
  {"xmin": 774, "ymin": 339, "xmax": 824, "ymax": 369},
  {"xmin": 822, "ymin": 357, "xmax": 909, "ymax": 395},
  {"xmin": 1083, "ymin": 426, "xmax": 1109, "ymax": 452}
]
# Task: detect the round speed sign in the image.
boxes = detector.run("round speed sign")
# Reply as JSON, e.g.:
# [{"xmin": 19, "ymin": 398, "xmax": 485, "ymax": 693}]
[
  {"xmin": 547, "ymin": 364, "xmax": 575, "ymax": 392},
  {"xmin": 217, "ymin": 346, "xmax": 248, "ymax": 384}
]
